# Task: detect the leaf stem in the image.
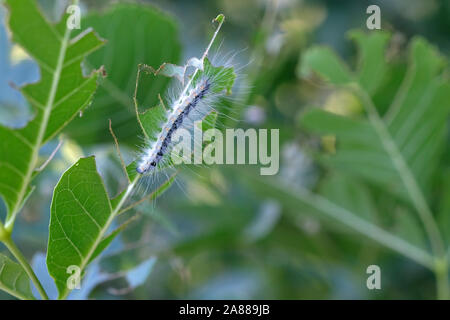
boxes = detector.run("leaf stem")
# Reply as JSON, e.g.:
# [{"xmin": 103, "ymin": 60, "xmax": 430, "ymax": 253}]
[
  {"xmin": 435, "ymin": 258, "xmax": 449, "ymax": 300},
  {"xmin": 0, "ymin": 221, "xmax": 5, "ymax": 240},
  {"xmin": 2, "ymin": 235, "xmax": 49, "ymax": 300},
  {"xmin": 113, "ymin": 176, "xmax": 140, "ymax": 215},
  {"xmin": 58, "ymin": 175, "xmax": 140, "ymax": 300}
]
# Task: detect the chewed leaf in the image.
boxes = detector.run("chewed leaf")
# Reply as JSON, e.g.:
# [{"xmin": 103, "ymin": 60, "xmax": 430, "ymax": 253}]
[
  {"xmin": 186, "ymin": 57, "xmax": 204, "ymax": 70},
  {"xmin": 65, "ymin": 3, "xmax": 181, "ymax": 145},
  {"xmin": 125, "ymin": 161, "xmax": 138, "ymax": 183},
  {"xmin": 138, "ymin": 103, "xmax": 167, "ymax": 141},
  {"xmin": 0, "ymin": 254, "xmax": 35, "ymax": 300},
  {"xmin": 159, "ymin": 58, "xmax": 204, "ymax": 83},
  {"xmin": 158, "ymin": 63, "xmax": 186, "ymax": 82},
  {"xmin": 348, "ymin": 30, "xmax": 391, "ymax": 94},
  {"xmin": 140, "ymin": 56, "xmax": 206, "ymax": 87},
  {"xmin": 136, "ymin": 55, "xmax": 235, "ymax": 146},
  {"xmin": 194, "ymin": 57, "xmax": 236, "ymax": 94},
  {"xmin": 0, "ymin": 0, "xmax": 104, "ymax": 226}
]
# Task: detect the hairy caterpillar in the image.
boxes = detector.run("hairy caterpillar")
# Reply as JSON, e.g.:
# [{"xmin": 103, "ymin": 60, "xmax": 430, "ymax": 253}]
[
  {"xmin": 134, "ymin": 15, "xmax": 240, "ymax": 179},
  {"xmin": 136, "ymin": 78, "xmax": 211, "ymax": 174}
]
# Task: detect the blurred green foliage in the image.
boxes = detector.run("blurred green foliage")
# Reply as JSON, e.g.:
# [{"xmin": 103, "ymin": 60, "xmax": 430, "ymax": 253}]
[{"xmin": 0, "ymin": 0, "xmax": 449, "ymax": 299}]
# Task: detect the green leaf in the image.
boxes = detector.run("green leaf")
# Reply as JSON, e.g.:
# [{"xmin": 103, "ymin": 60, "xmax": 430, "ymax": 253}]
[
  {"xmin": 348, "ymin": 30, "xmax": 391, "ymax": 94},
  {"xmin": 300, "ymin": 109, "xmax": 402, "ymax": 195},
  {"xmin": 319, "ymin": 173, "xmax": 378, "ymax": 223},
  {"xmin": 47, "ymin": 156, "xmax": 176, "ymax": 298},
  {"xmin": 88, "ymin": 214, "xmax": 139, "ymax": 264},
  {"xmin": 300, "ymin": 31, "xmax": 450, "ymax": 200},
  {"xmin": 198, "ymin": 111, "xmax": 218, "ymax": 132},
  {"xmin": 125, "ymin": 161, "xmax": 138, "ymax": 183},
  {"xmin": 47, "ymin": 156, "xmax": 113, "ymax": 299},
  {"xmin": 299, "ymin": 46, "xmax": 352, "ymax": 85},
  {"xmin": 394, "ymin": 208, "xmax": 427, "ymax": 250},
  {"xmin": 194, "ymin": 57, "xmax": 236, "ymax": 94},
  {"xmin": 0, "ymin": 0, "xmax": 104, "ymax": 225},
  {"xmin": 65, "ymin": 3, "xmax": 181, "ymax": 144},
  {"xmin": 437, "ymin": 169, "xmax": 450, "ymax": 244},
  {"xmin": 0, "ymin": 254, "xmax": 35, "ymax": 300},
  {"xmin": 138, "ymin": 102, "xmax": 167, "ymax": 141},
  {"xmin": 214, "ymin": 13, "xmax": 225, "ymax": 24},
  {"xmin": 146, "ymin": 172, "xmax": 176, "ymax": 201},
  {"xmin": 385, "ymin": 39, "xmax": 448, "ymax": 191}
]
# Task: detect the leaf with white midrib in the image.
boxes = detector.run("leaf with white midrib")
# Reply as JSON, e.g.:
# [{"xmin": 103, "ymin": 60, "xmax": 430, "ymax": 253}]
[
  {"xmin": 47, "ymin": 156, "xmax": 176, "ymax": 298},
  {"xmin": 47, "ymin": 156, "xmax": 114, "ymax": 299},
  {"xmin": 0, "ymin": 0, "xmax": 104, "ymax": 227}
]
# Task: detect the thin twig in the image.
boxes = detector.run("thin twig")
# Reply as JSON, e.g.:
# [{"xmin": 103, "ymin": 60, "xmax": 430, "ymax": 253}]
[
  {"xmin": 133, "ymin": 64, "xmax": 151, "ymax": 140},
  {"xmin": 158, "ymin": 94, "xmax": 167, "ymax": 111},
  {"xmin": 109, "ymin": 119, "xmax": 129, "ymax": 183}
]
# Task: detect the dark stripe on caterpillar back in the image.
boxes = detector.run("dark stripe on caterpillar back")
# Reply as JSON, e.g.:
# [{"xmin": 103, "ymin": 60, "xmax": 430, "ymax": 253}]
[{"xmin": 137, "ymin": 79, "xmax": 211, "ymax": 174}]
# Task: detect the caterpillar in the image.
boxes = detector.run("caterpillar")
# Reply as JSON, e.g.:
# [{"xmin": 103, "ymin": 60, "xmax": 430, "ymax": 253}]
[
  {"xmin": 133, "ymin": 14, "xmax": 240, "ymax": 179},
  {"xmin": 136, "ymin": 78, "xmax": 212, "ymax": 174}
]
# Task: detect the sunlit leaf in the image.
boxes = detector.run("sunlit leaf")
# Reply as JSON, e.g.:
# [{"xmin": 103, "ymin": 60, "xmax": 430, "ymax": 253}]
[
  {"xmin": 47, "ymin": 156, "xmax": 175, "ymax": 298},
  {"xmin": 65, "ymin": 3, "xmax": 181, "ymax": 144},
  {"xmin": 0, "ymin": 0, "xmax": 104, "ymax": 226}
]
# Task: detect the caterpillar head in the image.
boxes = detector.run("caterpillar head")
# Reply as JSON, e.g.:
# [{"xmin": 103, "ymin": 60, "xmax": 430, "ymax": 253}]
[{"xmin": 136, "ymin": 160, "xmax": 156, "ymax": 174}]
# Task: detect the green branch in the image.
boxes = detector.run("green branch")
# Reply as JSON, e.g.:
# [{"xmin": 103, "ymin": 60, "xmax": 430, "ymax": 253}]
[
  {"xmin": 262, "ymin": 178, "xmax": 435, "ymax": 270},
  {"xmin": 2, "ymin": 234, "xmax": 48, "ymax": 300}
]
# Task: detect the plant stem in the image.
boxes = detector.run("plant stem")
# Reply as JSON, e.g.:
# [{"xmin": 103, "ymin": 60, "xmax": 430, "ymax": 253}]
[
  {"xmin": 58, "ymin": 175, "xmax": 140, "ymax": 300},
  {"xmin": 435, "ymin": 258, "xmax": 449, "ymax": 300},
  {"xmin": 2, "ymin": 234, "xmax": 49, "ymax": 300},
  {"xmin": 262, "ymin": 177, "xmax": 435, "ymax": 270}
]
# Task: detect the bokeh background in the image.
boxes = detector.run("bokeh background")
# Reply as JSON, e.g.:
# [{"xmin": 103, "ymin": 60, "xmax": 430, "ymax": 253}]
[{"xmin": 0, "ymin": 0, "xmax": 449, "ymax": 299}]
